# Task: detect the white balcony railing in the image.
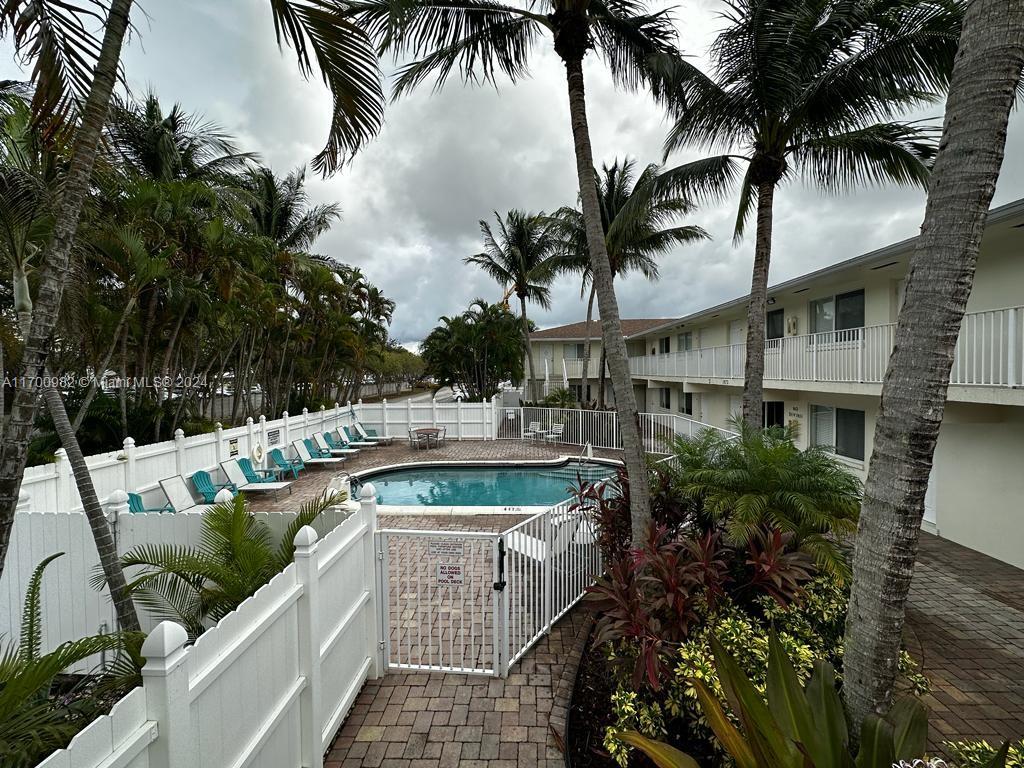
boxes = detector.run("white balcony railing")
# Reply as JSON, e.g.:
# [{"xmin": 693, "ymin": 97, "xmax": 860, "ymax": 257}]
[
  {"xmin": 629, "ymin": 306, "xmax": 1023, "ymax": 388},
  {"xmin": 563, "ymin": 358, "xmax": 604, "ymax": 379}
]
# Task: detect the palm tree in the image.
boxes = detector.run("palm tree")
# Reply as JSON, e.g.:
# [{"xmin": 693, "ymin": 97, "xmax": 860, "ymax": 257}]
[
  {"xmin": 465, "ymin": 210, "xmax": 561, "ymax": 400},
  {"xmin": 0, "ymin": 0, "xmax": 386, "ymax": 580},
  {"xmin": 658, "ymin": 0, "xmax": 961, "ymax": 430},
  {"xmin": 551, "ymin": 158, "xmax": 708, "ymax": 410},
  {"xmin": 348, "ymin": 0, "xmax": 684, "ymax": 536},
  {"xmin": 843, "ymin": 0, "xmax": 1024, "ymax": 733},
  {"xmin": 242, "ymin": 166, "xmax": 341, "ymax": 251}
]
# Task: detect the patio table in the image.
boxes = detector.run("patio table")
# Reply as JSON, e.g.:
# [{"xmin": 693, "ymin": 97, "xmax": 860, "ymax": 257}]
[{"xmin": 413, "ymin": 427, "xmax": 443, "ymax": 448}]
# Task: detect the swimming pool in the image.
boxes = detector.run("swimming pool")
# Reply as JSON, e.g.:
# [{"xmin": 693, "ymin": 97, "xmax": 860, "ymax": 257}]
[{"xmin": 354, "ymin": 460, "xmax": 616, "ymax": 507}]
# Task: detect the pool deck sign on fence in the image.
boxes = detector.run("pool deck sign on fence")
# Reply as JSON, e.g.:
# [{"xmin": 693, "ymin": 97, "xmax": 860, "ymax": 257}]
[{"xmin": 437, "ymin": 562, "xmax": 465, "ymax": 586}]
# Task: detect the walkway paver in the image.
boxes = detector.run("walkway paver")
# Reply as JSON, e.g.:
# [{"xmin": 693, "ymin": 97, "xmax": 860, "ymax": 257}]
[
  {"xmin": 907, "ymin": 533, "xmax": 1024, "ymax": 748},
  {"xmin": 325, "ymin": 608, "xmax": 589, "ymax": 768}
]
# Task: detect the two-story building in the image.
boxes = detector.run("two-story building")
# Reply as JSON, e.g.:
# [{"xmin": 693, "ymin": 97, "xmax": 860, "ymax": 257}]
[{"xmin": 528, "ymin": 197, "xmax": 1024, "ymax": 568}]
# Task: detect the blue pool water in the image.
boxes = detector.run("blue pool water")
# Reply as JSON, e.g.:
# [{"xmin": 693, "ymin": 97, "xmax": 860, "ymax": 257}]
[{"xmin": 357, "ymin": 461, "xmax": 615, "ymax": 506}]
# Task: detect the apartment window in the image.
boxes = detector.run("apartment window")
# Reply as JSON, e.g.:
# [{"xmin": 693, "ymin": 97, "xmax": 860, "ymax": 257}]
[
  {"xmin": 563, "ymin": 343, "xmax": 585, "ymax": 359},
  {"xmin": 678, "ymin": 390, "xmax": 693, "ymax": 415},
  {"xmin": 810, "ymin": 405, "xmax": 865, "ymax": 461},
  {"xmin": 766, "ymin": 309, "xmax": 785, "ymax": 340},
  {"xmin": 810, "ymin": 289, "xmax": 865, "ymax": 335},
  {"xmin": 678, "ymin": 331, "xmax": 693, "ymax": 351},
  {"xmin": 658, "ymin": 336, "xmax": 671, "ymax": 354},
  {"xmin": 658, "ymin": 388, "xmax": 671, "ymax": 409},
  {"xmin": 763, "ymin": 400, "xmax": 784, "ymax": 428}
]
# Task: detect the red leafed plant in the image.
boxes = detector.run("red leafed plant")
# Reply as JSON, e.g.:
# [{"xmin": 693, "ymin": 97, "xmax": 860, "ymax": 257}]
[{"xmin": 586, "ymin": 524, "xmax": 816, "ymax": 690}]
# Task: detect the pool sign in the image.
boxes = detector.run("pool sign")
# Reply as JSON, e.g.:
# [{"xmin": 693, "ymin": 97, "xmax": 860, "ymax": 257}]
[
  {"xmin": 428, "ymin": 539, "xmax": 465, "ymax": 558},
  {"xmin": 437, "ymin": 563, "xmax": 464, "ymax": 587},
  {"xmin": 228, "ymin": 438, "xmax": 239, "ymax": 457}
]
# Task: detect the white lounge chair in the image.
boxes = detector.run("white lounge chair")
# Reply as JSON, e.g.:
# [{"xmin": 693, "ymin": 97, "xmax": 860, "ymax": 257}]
[
  {"xmin": 354, "ymin": 422, "xmax": 394, "ymax": 445},
  {"xmin": 504, "ymin": 512, "xmax": 582, "ymax": 561},
  {"xmin": 220, "ymin": 459, "xmax": 293, "ymax": 498},
  {"xmin": 292, "ymin": 440, "xmax": 348, "ymax": 467},
  {"xmin": 523, "ymin": 421, "xmax": 543, "ymax": 439},
  {"xmin": 544, "ymin": 423, "xmax": 565, "ymax": 443},
  {"xmin": 159, "ymin": 475, "xmax": 215, "ymax": 514},
  {"xmin": 339, "ymin": 425, "xmax": 377, "ymax": 449},
  {"xmin": 313, "ymin": 432, "xmax": 360, "ymax": 456}
]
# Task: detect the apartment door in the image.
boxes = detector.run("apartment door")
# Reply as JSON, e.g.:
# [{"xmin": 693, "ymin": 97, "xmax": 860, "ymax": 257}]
[{"xmin": 728, "ymin": 320, "xmax": 745, "ymax": 345}]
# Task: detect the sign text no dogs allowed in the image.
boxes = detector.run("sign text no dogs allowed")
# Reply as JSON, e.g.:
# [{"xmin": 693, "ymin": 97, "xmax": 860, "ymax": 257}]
[{"xmin": 437, "ymin": 563, "xmax": 464, "ymax": 587}]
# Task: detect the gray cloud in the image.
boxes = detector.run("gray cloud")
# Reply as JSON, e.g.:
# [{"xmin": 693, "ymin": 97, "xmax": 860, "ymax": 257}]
[{"xmin": 2, "ymin": 0, "xmax": 1022, "ymax": 344}]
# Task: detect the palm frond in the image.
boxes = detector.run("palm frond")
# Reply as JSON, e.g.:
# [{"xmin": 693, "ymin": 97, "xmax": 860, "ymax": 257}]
[{"xmin": 17, "ymin": 552, "xmax": 63, "ymax": 665}]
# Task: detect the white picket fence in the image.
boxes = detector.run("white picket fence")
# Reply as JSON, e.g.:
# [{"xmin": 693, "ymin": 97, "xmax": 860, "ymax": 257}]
[{"xmin": 36, "ymin": 490, "xmax": 380, "ymax": 768}]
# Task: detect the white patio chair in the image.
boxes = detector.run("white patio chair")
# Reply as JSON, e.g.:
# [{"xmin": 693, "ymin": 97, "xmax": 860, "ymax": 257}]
[
  {"xmin": 523, "ymin": 421, "xmax": 543, "ymax": 439},
  {"xmin": 292, "ymin": 439, "xmax": 347, "ymax": 467},
  {"xmin": 544, "ymin": 423, "xmax": 565, "ymax": 443},
  {"xmin": 429, "ymin": 425, "xmax": 447, "ymax": 448},
  {"xmin": 159, "ymin": 475, "xmax": 215, "ymax": 514},
  {"xmin": 313, "ymin": 432, "xmax": 359, "ymax": 456},
  {"xmin": 408, "ymin": 428, "xmax": 429, "ymax": 450},
  {"xmin": 220, "ymin": 459, "xmax": 293, "ymax": 498}
]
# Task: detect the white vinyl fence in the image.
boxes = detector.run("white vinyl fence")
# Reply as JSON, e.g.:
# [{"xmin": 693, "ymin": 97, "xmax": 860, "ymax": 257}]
[{"xmin": 37, "ymin": 491, "xmax": 380, "ymax": 768}]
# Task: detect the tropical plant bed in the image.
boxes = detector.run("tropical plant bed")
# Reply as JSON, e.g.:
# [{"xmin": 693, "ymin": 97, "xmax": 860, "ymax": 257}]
[{"xmin": 567, "ymin": 639, "xmax": 623, "ymax": 767}]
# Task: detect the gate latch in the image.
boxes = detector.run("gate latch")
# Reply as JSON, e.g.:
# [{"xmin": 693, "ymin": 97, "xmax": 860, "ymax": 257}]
[{"xmin": 494, "ymin": 538, "xmax": 507, "ymax": 592}]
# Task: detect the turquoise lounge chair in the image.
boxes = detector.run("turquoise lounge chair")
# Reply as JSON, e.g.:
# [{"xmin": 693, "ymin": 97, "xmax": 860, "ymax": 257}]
[
  {"xmin": 127, "ymin": 492, "xmax": 173, "ymax": 514},
  {"xmin": 270, "ymin": 448, "xmax": 303, "ymax": 479},
  {"xmin": 238, "ymin": 457, "xmax": 279, "ymax": 483},
  {"xmin": 341, "ymin": 425, "xmax": 376, "ymax": 448},
  {"xmin": 191, "ymin": 470, "xmax": 237, "ymax": 503},
  {"xmin": 304, "ymin": 438, "xmax": 332, "ymax": 458}
]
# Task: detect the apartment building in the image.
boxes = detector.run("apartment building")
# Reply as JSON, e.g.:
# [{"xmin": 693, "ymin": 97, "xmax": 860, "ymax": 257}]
[
  {"xmin": 527, "ymin": 318, "xmax": 672, "ymax": 403},
  {"xmin": 529, "ymin": 197, "xmax": 1024, "ymax": 568}
]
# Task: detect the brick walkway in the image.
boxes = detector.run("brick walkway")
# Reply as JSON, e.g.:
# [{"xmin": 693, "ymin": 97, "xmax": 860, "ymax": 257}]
[
  {"xmin": 325, "ymin": 608, "xmax": 590, "ymax": 767},
  {"xmin": 907, "ymin": 533, "xmax": 1024, "ymax": 748}
]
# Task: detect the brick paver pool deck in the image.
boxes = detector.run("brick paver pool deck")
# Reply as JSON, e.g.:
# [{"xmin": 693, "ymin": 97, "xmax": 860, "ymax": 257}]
[{"xmin": 249, "ymin": 439, "xmax": 1023, "ymax": 763}]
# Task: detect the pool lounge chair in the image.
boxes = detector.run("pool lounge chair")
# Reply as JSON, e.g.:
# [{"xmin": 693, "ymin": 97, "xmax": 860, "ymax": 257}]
[
  {"xmin": 238, "ymin": 457, "xmax": 280, "ymax": 483},
  {"xmin": 315, "ymin": 432, "xmax": 360, "ymax": 456},
  {"xmin": 292, "ymin": 439, "xmax": 348, "ymax": 467},
  {"xmin": 354, "ymin": 422, "xmax": 394, "ymax": 445},
  {"xmin": 159, "ymin": 475, "xmax": 215, "ymax": 514},
  {"xmin": 504, "ymin": 512, "xmax": 582, "ymax": 562},
  {"xmin": 270, "ymin": 448, "xmax": 304, "ymax": 479},
  {"xmin": 304, "ymin": 437, "xmax": 333, "ymax": 458},
  {"xmin": 340, "ymin": 425, "xmax": 377, "ymax": 449},
  {"xmin": 127, "ymin": 492, "xmax": 173, "ymax": 514},
  {"xmin": 221, "ymin": 459, "xmax": 293, "ymax": 497},
  {"xmin": 191, "ymin": 470, "xmax": 237, "ymax": 503}
]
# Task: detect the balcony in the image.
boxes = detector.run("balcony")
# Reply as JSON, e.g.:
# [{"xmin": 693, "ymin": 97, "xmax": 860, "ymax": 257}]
[
  {"xmin": 562, "ymin": 358, "xmax": 604, "ymax": 380},
  {"xmin": 629, "ymin": 306, "xmax": 1023, "ymax": 389}
]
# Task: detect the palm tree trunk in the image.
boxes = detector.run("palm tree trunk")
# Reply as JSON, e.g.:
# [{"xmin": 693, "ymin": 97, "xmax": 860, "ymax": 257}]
[
  {"xmin": 42, "ymin": 384, "xmax": 141, "ymax": 632},
  {"xmin": 72, "ymin": 296, "xmax": 137, "ymax": 432},
  {"xmin": 560, "ymin": 52, "xmax": 652, "ymax": 541},
  {"xmin": 598, "ymin": 346, "xmax": 608, "ymax": 408},
  {"xmin": 519, "ymin": 294, "xmax": 538, "ymax": 401},
  {"xmin": 843, "ymin": 0, "xmax": 1024, "ymax": 732},
  {"xmin": 0, "ymin": 0, "xmax": 134, "ymax": 580},
  {"xmin": 741, "ymin": 182, "xmax": 774, "ymax": 431},
  {"xmin": 579, "ymin": 283, "xmax": 596, "ymax": 406}
]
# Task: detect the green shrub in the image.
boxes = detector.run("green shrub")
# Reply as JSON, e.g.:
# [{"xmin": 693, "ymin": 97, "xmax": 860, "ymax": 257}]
[{"xmin": 947, "ymin": 741, "xmax": 1024, "ymax": 768}]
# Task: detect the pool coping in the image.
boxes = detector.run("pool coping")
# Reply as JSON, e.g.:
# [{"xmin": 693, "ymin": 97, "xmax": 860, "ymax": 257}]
[{"xmin": 351, "ymin": 455, "xmax": 622, "ymax": 516}]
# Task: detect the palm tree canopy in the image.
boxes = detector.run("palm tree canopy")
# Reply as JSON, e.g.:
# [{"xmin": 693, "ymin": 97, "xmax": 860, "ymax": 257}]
[
  {"xmin": 242, "ymin": 165, "xmax": 341, "ymax": 251},
  {"xmin": 657, "ymin": 0, "xmax": 962, "ymax": 237},
  {"xmin": 0, "ymin": 0, "xmax": 386, "ymax": 172},
  {"xmin": 345, "ymin": 0, "xmax": 681, "ymax": 101},
  {"xmin": 465, "ymin": 209, "xmax": 562, "ymax": 308},
  {"xmin": 551, "ymin": 158, "xmax": 709, "ymax": 283}
]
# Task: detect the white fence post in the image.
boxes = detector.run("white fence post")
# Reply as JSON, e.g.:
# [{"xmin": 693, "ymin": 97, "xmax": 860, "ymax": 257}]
[
  {"xmin": 457, "ymin": 401, "xmax": 463, "ymax": 440},
  {"xmin": 121, "ymin": 437, "xmax": 137, "ymax": 492},
  {"xmin": 432, "ymin": 397, "xmax": 438, "ymax": 426},
  {"xmin": 16, "ymin": 489, "xmax": 30, "ymax": 515},
  {"xmin": 214, "ymin": 422, "xmax": 224, "ymax": 465},
  {"xmin": 282, "ymin": 411, "xmax": 290, "ymax": 446},
  {"xmin": 293, "ymin": 526, "xmax": 324, "ymax": 768},
  {"xmin": 319, "ymin": 404, "xmax": 327, "ymax": 434},
  {"xmin": 54, "ymin": 448, "xmax": 71, "ymax": 511},
  {"xmin": 258, "ymin": 415, "xmax": 268, "ymax": 467},
  {"xmin": 173, "ymin": 429, "xmax": 186, "ymax": 477},
  {"xmin": 382, "ymin": 399, "xmax": 390, "ymax": 438},
  {"xmin": 141, "ymin": 621, "xmax": 194, "ymax": 768},
  {"xmin": 302, "ymin": 407, "xmax": 310, "ymax": 440},
  {"xmin": 1009, "ymin": 307, "xmax": 1018, "ymax": 387},
  {"xmin": 360, "ymin": 484, "xmax": 383, "ymax": 677},
  {"xmin": 105, "ymin": 489, "xmax": 129, "ymax": 552},
  {"xmin": 407, "ymin": 398, "xmax": 413, "ymax": 429},
  {"xmin": 246, "ymin": 416, "xmax": 255, "ymax": 458}
]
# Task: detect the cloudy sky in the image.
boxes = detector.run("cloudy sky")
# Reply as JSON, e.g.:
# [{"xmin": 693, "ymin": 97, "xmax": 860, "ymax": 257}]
[{"xmin": 3, "ymin": 0, "xmax": 1023, "ymax": 344}]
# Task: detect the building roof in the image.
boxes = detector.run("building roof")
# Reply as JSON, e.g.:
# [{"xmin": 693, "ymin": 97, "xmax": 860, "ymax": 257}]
[{"xmin": 530, "ymin": 318, "xmax": 674, "ymax": 341}]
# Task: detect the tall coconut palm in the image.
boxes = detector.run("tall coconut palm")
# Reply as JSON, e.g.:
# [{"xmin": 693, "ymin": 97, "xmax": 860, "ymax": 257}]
[
  {"xmin": 349, "ymin": 0, "xmax": 684, "ymax": 533},
  {"xmin": 843, "ymin": 0, "xmax": 1024, "ymax": 733},
  {"xmin": 551, "ymin": 158, "xmax": 708, "ymax": 410},
  {"xmin": 658, "ymin": 0, "xmax": 961, "ymax": 430},
  {"xmin": 242, "ymin": 166, "xmax": 342, "ymax": 251},
  {"xmin": 465, "ymin": 210, "xmax": 561, "ymax": 400},
  {"xmin": 0, "ymin": 0, "xmax": 386, "ymax": 580}
]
